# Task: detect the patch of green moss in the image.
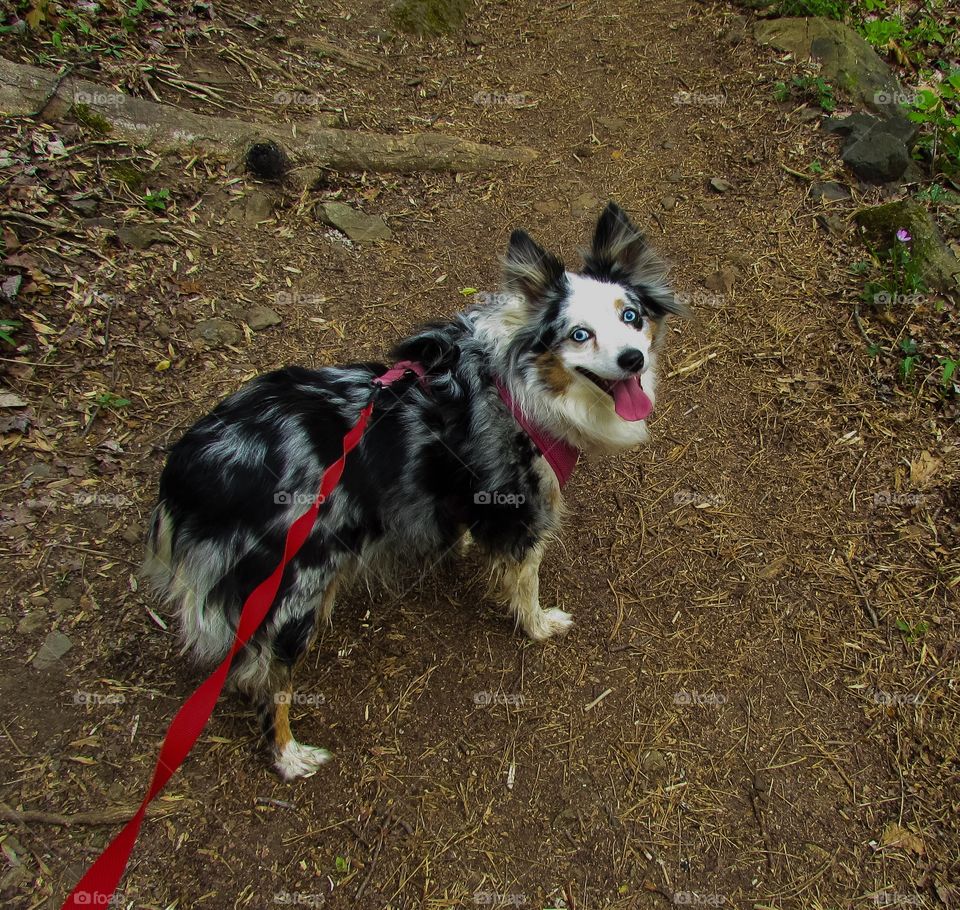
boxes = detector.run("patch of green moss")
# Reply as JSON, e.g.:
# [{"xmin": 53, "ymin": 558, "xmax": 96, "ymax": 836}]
[
  {"xmin": 108, "ymin": 161, "xmax": 146, "ymax": 192},
  {"xmin": 70, "ymin": 103, "xmax": 113, "ymax": 135}
]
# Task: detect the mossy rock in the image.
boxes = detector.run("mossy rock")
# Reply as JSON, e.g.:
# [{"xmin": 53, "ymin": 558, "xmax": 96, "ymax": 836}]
[
  {"xmin": 391, "ymin": 0, "xmax": 471, "ymax": 35},
  {"xmin": 855, "ymin": 200, "xmax": 960, "ymax": 292},
  {"xmin": 70, "ymin": 103, "xmax": 113, "ymax": 136},
  {"xmin": 754, "ymin": 17, "xmax": 901, "ymax": 113},
  {"xmin": 108, "ymin": 161, "xmax": 147, "ymax": 192}
]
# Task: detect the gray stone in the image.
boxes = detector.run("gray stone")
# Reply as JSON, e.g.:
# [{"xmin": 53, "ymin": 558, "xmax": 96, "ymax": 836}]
[
  {"xmin": 755, "ymin": 17, "xmax": 901, "ymax": 113},
  {"xmin": 51, "ymin": 597, "xmax": 73, "ymax": 614},
  {"xmin": 189, "ymin": 318, "xmax": 242, "ymax": 348},
  {"xmin": 811, "ymin": 181, "xmax": 851, "ymax": 202},
  {"xmin": 116, "ymin": 224, "xmax": 163, "ymax": 250},
  {"xmin": 32, "ymin": 631, "xmax": 73, "ymax": 670},
  {"xmin": 244, "ymin": 305, "xmax": 282, "ymax": 331},
  {"xmin": 823, "ymin": 112, "xmax": 878, "ymax": 140},
  {"xmin": 17, "ymin": 611, "xmax": 47, "ymax": 635},
  {"xmin": 391, "ymin": 0, "xmax": 470, "ymax": 35},
  {"xmin": 709, "ymin": 177, "xmax": 732, "ymax": 193},
  {"xmin": 842, "ymin": 130, "xmax": 910, "ymax": 183},
  {"xmin": 570, "ymin": 191, "xmax": 602, "ymax": 220},
  {"xmin": 817, "ymin": 213, "xmax": 848, "ymax": 235},
  {"xmin": 317, "ymin": 203, "xmax": 392, "ymax": 242},
  {"xmin": 661, "ymin": 196, "xmax": 677, "ymax": 211},
  {"xmin": 228, "ymin": 190, "xmax": 275, "ymax": 225}
]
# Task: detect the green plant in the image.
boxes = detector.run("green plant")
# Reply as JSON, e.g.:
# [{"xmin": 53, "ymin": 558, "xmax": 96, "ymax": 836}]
[
  {"xmin": 0, "ymin": 319, "xmax": 22, "ymax": 346},
  {"xmin": 940, "ymin": 357, "xmax": 958, "ymax": 390},
  {"xmin": 778, "ymin": 0, "xmax": 849, "ymax": 19},
  {"xmin": 774, "ymin": 76, "xmax": 837, "ymax": 111},
  {"xmin": 908, "ymin": 72, "xmax": 960, "ymax": 176},
  {"xmin": 895, "ymin": 617, "xmax": 929, "ymax": 643},
  {"xmin": 861, "ymin": 16, "xmax": 905, "ymax": 50},
  {"xmin": 143, "ymin": 188, "xmax": 170, "ymax": 212},
  {"xmin": 899, "ymin": 338, "xmax": 919, "ymax": 379},
  {"xmin": 94, "ymin": 392, "xmax": 131, "ymax": 409}
]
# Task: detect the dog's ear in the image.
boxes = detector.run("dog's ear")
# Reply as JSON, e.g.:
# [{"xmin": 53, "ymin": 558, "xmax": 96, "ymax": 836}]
[
  {"xmin": 584, "ymin": 202, "xmax": 686, "ymax": 317},
  {"xmin": 391, "ymin": 324, "xmax": 460, "ymax": 373},
  {"xmin": 502, "ymin": 229, "xmax": 566, "ymax": 305}
]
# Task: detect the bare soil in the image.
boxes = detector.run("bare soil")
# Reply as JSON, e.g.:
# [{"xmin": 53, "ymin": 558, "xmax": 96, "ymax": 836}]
[{"xmin": 1, "ymin": 1, "xmax": 958, "ymax": 908}]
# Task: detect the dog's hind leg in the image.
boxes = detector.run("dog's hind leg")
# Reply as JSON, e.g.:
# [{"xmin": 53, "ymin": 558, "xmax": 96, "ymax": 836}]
[
  {"xmin": 254, "ymin": 577, "xmax": 340, "ymax": 780},
  {"xmin": 497, "ymin": 544, "xmax": 573, "ymax": 641}
]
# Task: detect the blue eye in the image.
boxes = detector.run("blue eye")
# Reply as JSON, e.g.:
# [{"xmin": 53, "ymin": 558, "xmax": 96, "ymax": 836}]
[
  {"xmin": 570, "ymin": 328, "xmax": 591, "ymax": 343},
  {"xmin": 622, "ymin": 308, "xmax": 639, "ymax": 324}
]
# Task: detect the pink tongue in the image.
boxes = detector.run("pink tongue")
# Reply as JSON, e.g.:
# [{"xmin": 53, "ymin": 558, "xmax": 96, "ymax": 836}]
[{"xmin": 611, "ymin": 376, "xmax": 653, "ymax": 421}]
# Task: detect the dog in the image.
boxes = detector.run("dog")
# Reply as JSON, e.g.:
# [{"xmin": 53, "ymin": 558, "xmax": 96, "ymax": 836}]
[{"xmin": 144, "ymin": 202, "xmax": 683, "ymax": 779}]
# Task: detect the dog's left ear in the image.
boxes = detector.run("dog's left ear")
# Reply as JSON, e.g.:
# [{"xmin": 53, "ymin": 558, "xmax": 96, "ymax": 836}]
[
  {"xmin": 502, "ymin": 229, "xmax": 567, "ymax": 306},
  {"xmin": 584, "ymin": 202, "xmax": 686, "ymax": 317}
]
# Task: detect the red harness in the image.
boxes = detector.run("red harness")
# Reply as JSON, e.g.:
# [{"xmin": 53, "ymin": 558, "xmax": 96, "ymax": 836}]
[{"xmin": 61, "ymin": 361, "xmax": 577, "ymax": 909}]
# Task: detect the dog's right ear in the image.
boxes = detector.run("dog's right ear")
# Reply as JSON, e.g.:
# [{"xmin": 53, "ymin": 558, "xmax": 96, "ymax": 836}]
[{"xmin": 502, "ymin": 229, "xmax": 566, "ymax": 305}]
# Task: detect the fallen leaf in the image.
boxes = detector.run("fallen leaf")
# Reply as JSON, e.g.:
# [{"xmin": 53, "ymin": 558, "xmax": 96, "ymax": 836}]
[
  {"xmin": 909, "ymin": 451, "xmax": 941, "ymax": 489},
  {"xmin": 881, "ymin": 822, "xmax": 925, "ymax": 855}
]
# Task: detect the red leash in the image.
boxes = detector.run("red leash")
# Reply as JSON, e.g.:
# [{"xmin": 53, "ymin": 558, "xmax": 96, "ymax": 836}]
[{"xmin": 61, "ymin": 362, "xmax": 422, "ymax": 909}]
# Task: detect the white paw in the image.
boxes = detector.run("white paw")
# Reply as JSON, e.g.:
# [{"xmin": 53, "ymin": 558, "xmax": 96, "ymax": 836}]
[
  {"xmin": 274, "ymin": 740, "xmax": 332, "ymax": 780},
  {"xmin": 524, "ymin": 608, "xmax": 574, "ymax": 641}
]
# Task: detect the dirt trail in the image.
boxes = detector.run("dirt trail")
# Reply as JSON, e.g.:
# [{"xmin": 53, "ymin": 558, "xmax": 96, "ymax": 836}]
[{"xmin": 1, "ymin": 0, "xmax": 957, "ymax": 908}]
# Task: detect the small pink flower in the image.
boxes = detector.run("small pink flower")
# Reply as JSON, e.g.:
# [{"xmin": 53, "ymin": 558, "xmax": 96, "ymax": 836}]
[{"xmin": 896, "ymin": 229, "xmax": 912, "ymax": 243}]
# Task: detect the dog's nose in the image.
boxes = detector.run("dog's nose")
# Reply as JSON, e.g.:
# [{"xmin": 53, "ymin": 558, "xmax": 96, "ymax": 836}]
[{"xmin": 617, "ymin": 348, "xmax": 645, "ymax": 373}]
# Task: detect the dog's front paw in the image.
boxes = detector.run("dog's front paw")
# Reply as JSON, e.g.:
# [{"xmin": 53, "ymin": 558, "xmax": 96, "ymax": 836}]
[
  {"xmin": 274, "ymin": 740, "xmax": 332, "ymax": 780},
  {"xmin": 524, "ymin": 607, "xmax": 574, "ymax": 642}
]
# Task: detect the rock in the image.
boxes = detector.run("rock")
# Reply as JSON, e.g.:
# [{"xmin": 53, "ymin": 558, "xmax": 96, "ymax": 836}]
[
  {"xmin": 709, "ymin": 177, "xmax": 732, "ymax": 193},
  {"xmin": 667, "ymin": 169, "xmax": 683, "ymax": 184},
  {"xmin": 797, "ymin": 106, "xmax": 822, "ymax": 123},
  {"xmin": 68, "ymin": 197, "xmax": 98, "ymax": 216},
  {"xmin": 464, "ymin": 32, "xmax": 484, "ymax": 46},
  {"xmin": 661, "ymin": 195, "xmax": 677, "ymax": 211},
  {"xmin": 121, "ymin": 524, "xmax": 142, "ymax": 545},
  {"xmin": 116, "ymin": 224, "xmax": 164, "ymax": 249},
  {"xmin": 227, "ymin": 190, "xmax": 276, "ymax": 225},
  {"xmin": 855, "ymin": 200, "xmax": 960, "ymax": 292},
  {"xmin": 811, "ymin": 181, "xmax": 851, "ymax": 202},
  {"xmin": 754, "ymin": 17, "xmax": 901, "ymax": 113},
  {"xmin": 189, "ymin": 318, "xmax": 242, "ymax": 348},
  {"xmin": 570, "ymin": 191, "xmax": 602, "ymax": 220},
  {"xmin": 17, "ymin": 611, "xmax": 47, "ymax": 635},
  {"xmin": 154, "ymin": 320, "xmax": 174, "ymax": 340},
  {"xmin": 391, "ymin": 0, "xmax": 470, "ymax": 35},
  {"xmin": 817, "ymin": 213, "xmax": 848, "ymax": 235},
  {"xmin": 32, "ymin": 631, "xmax": 73, "ymax": 670},
  {"xmin": 317, "ymin": 202, "xmax": 392, "ymax": 241},
  {"xmin": 640, "ymin": 749, "xmax": 668, "ymax": 773},
  {"xmin": 533, "ymin": 199, "xmax": 563, "ymax": 216},
  {"xmin": 51, "ymin": 597, "xmax": 73, "ymax": 614},
  {"xmin": 244, "ymin": 305, "xmax": 282, "ymax": 331},
  {"xmin": 705, "ymin": 265, "xmax": 740, "ymax": 293},
  {"xmin": 842, "ymin": 130, "xmax": 910, "ymax": 183},
  {"xmin": 823, "ymin": 112, "xmax": 918, "ymax": 148}
]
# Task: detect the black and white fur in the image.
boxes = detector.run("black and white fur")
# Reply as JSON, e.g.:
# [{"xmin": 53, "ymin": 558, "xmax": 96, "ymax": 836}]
[{"xmin": 144, "ymin": 203, "xmax": 683, "ymax": 779}]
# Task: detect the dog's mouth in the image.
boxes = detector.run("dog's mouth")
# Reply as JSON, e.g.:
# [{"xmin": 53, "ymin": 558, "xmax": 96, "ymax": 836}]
[{"xmin": 577, "ymin": 368, "xmax": 653, "ymax": 422}]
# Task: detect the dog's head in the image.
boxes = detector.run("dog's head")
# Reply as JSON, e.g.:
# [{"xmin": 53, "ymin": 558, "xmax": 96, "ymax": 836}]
[{"xmin": 486, "ymin": 202, "xmax": 684, "ymax": 452}]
